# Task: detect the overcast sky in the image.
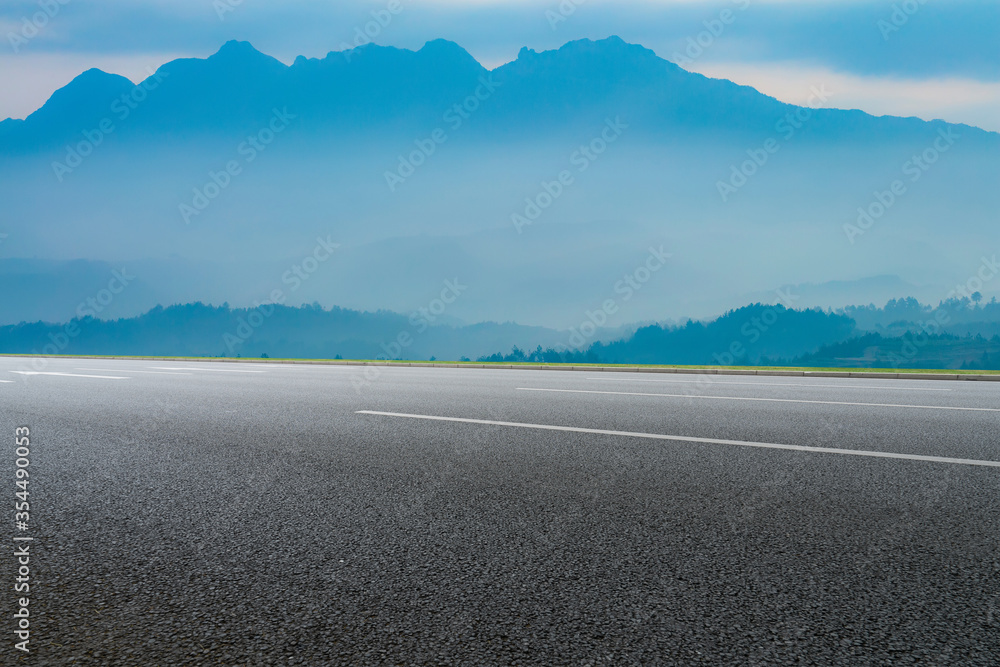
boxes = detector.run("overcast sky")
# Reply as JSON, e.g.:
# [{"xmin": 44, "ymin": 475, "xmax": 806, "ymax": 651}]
[{"xmin": 2, "ymin": 0, "xmax": 998, "ymax": 131}]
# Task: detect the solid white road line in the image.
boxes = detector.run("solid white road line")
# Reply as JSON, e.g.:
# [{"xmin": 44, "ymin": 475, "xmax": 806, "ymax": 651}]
[
  {"xmin": 517, "ymin": 387, "xmax": 1000, "ymax": 413},
  {"xmin": 0, "ymin": 380, "xmax": 13, "ymax": 383},
  {"xmin": 77, "ymin": 368, "xmax": 193, "ymax": 375},
  {"xmin": 585, "ymin": 377, "xmax": 952, "ymax": 392},
  {"xmin": 9, "ymin": 372, "xmax": 129, "ymax": 379},
  {"xmin": 149, "ymin": 367, "xmax": 264, "ymax": 373},
  {"xmin": 357, "ymin": 411, "xmax": 1000, "ymax": 468}
]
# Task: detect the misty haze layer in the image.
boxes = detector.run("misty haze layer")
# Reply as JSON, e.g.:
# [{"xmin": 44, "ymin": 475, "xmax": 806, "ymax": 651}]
[{"xmin": 1, "ymin": 37, "xmax": 997, "ymax": 329}]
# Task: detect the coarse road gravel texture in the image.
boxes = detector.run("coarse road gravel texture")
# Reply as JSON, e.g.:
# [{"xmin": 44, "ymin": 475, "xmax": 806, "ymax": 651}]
[{"xmin": 1, "ymin": 356, "xmax": 998, "ymax": 666}]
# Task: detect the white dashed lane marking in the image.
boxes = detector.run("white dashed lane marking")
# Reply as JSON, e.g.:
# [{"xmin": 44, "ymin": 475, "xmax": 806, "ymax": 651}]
[
  {"xmin": 9, "ymin": 372, "xmax": 129, "ymax": 379},
  {"xmin": 517, "ymin": 387, "xmax": 1000, "ymax": 413},
  {"xmin": 585, "ymin": 377, "xmax": 952, "ymax": 391},
  {"xmin": 358, "ymin": 411, "xmax": 1000, "ymax": 468}
]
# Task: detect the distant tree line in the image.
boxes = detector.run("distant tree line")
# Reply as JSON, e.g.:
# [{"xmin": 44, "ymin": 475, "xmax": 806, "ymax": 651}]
[{"xmin": 2, "ymin": 297, "xmax": 1000, "ymax": 370}]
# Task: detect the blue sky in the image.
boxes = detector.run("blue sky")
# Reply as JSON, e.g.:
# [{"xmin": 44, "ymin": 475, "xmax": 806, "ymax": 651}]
[{"xmin": 2, "ymin": 0, "xmax": 999, "ymax": 130}]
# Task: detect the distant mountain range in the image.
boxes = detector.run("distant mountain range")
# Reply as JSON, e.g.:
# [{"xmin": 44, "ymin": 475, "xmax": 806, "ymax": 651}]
[
  {"xmin": 6, "ymin": 37, "xmax": 994, "ymax": 146},
  {"xmin": 2, "ymin": 37, "xmax": 997, "ymax": 329}
]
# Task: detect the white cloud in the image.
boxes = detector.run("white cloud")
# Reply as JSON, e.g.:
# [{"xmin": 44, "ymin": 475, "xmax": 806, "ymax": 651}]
[{"xmin": 686, "ymin": 60, "xmax": 1000, "ymax": 133}]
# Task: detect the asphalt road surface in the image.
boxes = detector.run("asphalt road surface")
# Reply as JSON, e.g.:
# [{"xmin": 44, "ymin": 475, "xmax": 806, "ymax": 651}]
[{"xmin": 2, "ymin": 356, "xmax": 999, "ymax": 665}]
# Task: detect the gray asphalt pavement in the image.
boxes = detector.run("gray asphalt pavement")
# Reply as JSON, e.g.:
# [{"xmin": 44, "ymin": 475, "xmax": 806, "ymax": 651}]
[{"xmin": 1, "ymin": 356, "xmax": 999, "ymax": 665}]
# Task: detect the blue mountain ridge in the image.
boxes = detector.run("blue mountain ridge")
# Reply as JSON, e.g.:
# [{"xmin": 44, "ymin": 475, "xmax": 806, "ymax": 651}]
[{"xmin": 3, "ymin": 36, "xmax": 996, "ymax": 150}]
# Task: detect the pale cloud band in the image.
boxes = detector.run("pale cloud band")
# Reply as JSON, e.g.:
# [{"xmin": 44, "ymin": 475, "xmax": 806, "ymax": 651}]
[{"xmin": 688, "ymin": 62, "xmax": 1000, "ymax": 133}]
